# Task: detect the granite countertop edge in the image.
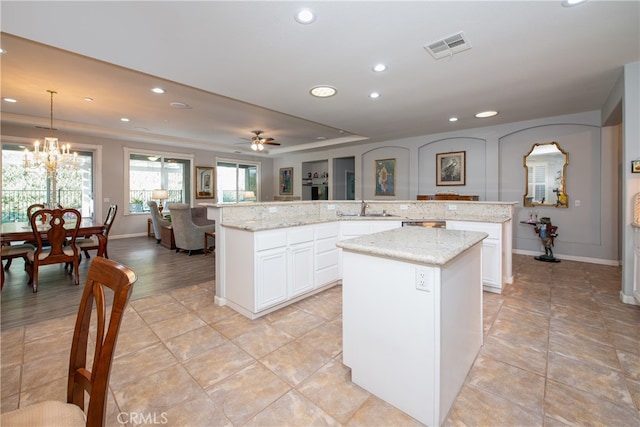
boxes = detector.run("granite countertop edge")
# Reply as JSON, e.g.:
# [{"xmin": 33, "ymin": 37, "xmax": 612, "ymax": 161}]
[{"xmin": 336, "ymin": 227, "xmax": 488, "ymax": 266}]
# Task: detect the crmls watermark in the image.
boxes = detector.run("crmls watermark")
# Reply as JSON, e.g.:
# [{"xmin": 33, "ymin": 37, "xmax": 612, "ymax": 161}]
[{"xmin": 117, "ymin": 412, "xmax": 169, "ymax": 425}]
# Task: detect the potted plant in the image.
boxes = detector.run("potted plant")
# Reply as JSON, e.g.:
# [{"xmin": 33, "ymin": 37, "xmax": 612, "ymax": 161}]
[{"xmin": 129, "ymin": 197, "xmax": 144, "ymax": 213}]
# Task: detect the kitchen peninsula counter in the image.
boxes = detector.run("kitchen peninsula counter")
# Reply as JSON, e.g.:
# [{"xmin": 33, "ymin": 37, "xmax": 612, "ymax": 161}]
[{"xmin": 340, "ymin": 226, "xmax": 486, "ymax": 426}]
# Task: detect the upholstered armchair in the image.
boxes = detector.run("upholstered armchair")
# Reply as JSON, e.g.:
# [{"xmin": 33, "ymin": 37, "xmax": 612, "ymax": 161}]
[
  {"xmin": 167, "ymin": 203, "xmax": 215, "ymax": 255},
  {"xmin": 147, "ymin": 201, "xmax": 170, "ymax": 244}
]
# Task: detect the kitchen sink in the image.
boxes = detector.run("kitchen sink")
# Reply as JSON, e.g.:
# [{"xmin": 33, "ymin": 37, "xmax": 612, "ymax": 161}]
[{"xmin": 362, "ymin": 213, "xmax": 398, "ymax": 217}]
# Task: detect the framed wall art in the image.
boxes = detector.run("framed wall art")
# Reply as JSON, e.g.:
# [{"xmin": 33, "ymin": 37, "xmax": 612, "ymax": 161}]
[
  {"xmin": 375, "ymin": 158, "xmax": 395, "ymax": 196},
  {"xmin": 632, "ymin": 159, "xmax": 640, "ymax": 173},
  {"xmin": 436, "ymin": 151, "xmax": 466, "ymax": 186},
  {"xmin": 279, "ymin": 167, "xmax": 293, "ymax": 195},
  {"xmin": 195, "ymin": 166, "xmax": 214, "ymax": 199}
]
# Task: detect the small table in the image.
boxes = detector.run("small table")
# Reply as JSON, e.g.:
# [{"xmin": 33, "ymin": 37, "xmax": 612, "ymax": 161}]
[{"xmin": 161, "ymin": 226, "xmax": 176, "ymax": 249}]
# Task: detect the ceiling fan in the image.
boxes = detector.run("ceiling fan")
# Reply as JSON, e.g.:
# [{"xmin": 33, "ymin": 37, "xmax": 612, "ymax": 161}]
[{"xmin": 248, "ymin": 130, "xmax": 280, "ymax": 151}]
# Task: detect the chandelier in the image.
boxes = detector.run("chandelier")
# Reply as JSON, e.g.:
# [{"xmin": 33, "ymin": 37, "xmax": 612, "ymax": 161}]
[{"xmin": 23, "ymin": 90, "xmax": 79, "ymax": 207}]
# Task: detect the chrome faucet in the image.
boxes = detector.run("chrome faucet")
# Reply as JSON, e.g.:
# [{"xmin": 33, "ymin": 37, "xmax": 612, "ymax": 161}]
[{"xmin": 360, "ymin": 200, "xmax": 369, "ymax": 216}]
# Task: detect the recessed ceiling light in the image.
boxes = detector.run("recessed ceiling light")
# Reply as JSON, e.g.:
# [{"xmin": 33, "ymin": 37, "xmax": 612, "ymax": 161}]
[
  {"xmin": 562, "ymin": 0, "xmax": 587, "ymax": 7},
  {"xmin": 369, "ymin": 92, "xmax": 381, "ymax": 99},
  {"xmin": 3, "ymin": 98, "xmax": 17, "ymax": 103},
  {"xmin": 151, "ymin": 87, "xmax": 165, "ymax": 94},
  {"xmin": 120, "ymin": 117, "xmax": 130, "ymax": 122},
  {"xmin": 449, "ymin": 117, "xmax": 458, "ymax": 122},
  {"xmin": 295, "ymin": 9, "xmax": 316, "ymax": 24},
  {"xmin": 373, "ymin": 64, "xmax": 387, "ymax": 72},
  {"xmin": 0, "ymin": 48, "xmax": 7, "ymax": 54},
  {"xmin": 475, "ymin": 110, "xmax": 498, "ymax": 118},
  {"xmin": 84, "ymin": 97, "xmax": 93, "ymax": 102},
  {"xmin": 310, "ymin": 86, "xmax": 337, "ymax": 98}
]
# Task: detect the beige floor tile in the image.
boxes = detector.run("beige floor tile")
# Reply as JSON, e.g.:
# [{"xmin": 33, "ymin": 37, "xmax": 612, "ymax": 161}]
[
  {"xmin": 1, "ymin": 362, "xmax": 21, "ymax": 402},
  {"xmin": 550, "ymin": 303, "xmax": 606, "ymax": 330},
  {"xmin": 194, "ymin": 303, "xmax": 236, "ymax": 325},
  {"xmin": 296, "ymin": 318, "xmax": 342, "ymax": 359},
  {"xmin": 164, "ymin": 325, "xmax": 228, "ymax": 362},
  {"xmin": 183, "ymin": 341, "xmax": 254, "ymax": 389},
  {"xmin": 245, "ymin": 390, "xmax": 339, "ymax": 426},
  {"xmin": 232, "ymin": 323, "xmax": 294, "ymax": 359},
  {"xmin": 346, "ymin": 395, "xmax": 424, "ymax": 426},
  {"xmin": 135, "ymin": 300, "xmax": 190, "ymax": 324},
  {"xmin": 212, "ymin": 312, "xmax": 268, "ymax": 339},
  {"xmin": 23, "ymin": 314, "xmax": 75, "ymax": 343},
  {"xmin": 260, "ymin": 339, "xmax": 334, "ymax": 386},
  {"xmin": 113, "ymin": 364, "xmax": 204, "ymax": 415},
  {"xmin": 549, "ymin": 316, "xmax": 613, "ymax": 347},
  {"xmin": 617, "ymin": 349, "xmax": 640, "ymax": 381},
  {"xmin": 465, "ymin": 354, "xmax": 545, "ymax": 414},
  {"xmin": 268, "ymin": 308, "xmax": 325, "ymax": 338},
  {"xmin": 626, "ymin": 377, "xmax": 640, "ymax": 411},
  {"xmin": 17, "ymin": 375, "xmax": 67, "ymax": 409},
  {"xmin": 547, "ymin": 351, "xmax": 634, "ymax": 408},
  {"xmin": 206, "ymin": 362, "xmax": 291, "ymax": 425},
  {"xmin": 549, "ymin": 331, "xmax": 620, "ymax": 370},
  {"xmin": 297, "ymin": 359, "xmax": 370, "ymax": 424},
  {"xmin": 161, "ymin": 394, "xmax": 232, "ymax": 427},
  {"xmin": 480, "ymin": 334, "xmax": 547, "ymax": 375},
  {"xmin": 545, "ymin": 380, "xmax": 639, "ymax": 426},
  {"xmin": 20, "ymin": 349, "xmax": 67, "ymax": 391},
  {"xmin": 22, "ymin": 329, "xmax": 73, "ymax": 363},
  {"xmin": 110, "ymin": 342, "xmax": 178, "ymax": 388},
  {"xmin": 113, "ymin": 323, "xmax": 160, "ymax": 358},
  {"xmin": 149, "ymin": 312, "xmax": 207, "ymax": 341},
  {"xmin": 129, "ymin": 293, "xmax": 176, "ymax": 312},
  {"xmin": 444, "ymin": 383, "xmax": 543, "ymax": 427}
]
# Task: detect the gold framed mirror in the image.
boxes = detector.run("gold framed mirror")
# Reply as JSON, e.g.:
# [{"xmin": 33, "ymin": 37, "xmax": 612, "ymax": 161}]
[{"xmin": 523, "ymin": 141, "xmax": 568, "ymax": 208}]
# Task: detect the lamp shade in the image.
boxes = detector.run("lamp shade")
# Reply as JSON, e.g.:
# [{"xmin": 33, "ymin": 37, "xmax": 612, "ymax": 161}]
[
  {"xmin": 243, "ymin": 191, "xmax": 256, "ymax": 200},
  {"xmin": 152, "ymin": 189, "xmax": 169, "ymax": 199}
]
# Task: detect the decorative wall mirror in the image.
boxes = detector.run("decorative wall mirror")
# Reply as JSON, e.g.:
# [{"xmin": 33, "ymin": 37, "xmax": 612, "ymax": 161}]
[{"xmin": 523, "ymin": 141, "xmax": 568, "ymax": 208}]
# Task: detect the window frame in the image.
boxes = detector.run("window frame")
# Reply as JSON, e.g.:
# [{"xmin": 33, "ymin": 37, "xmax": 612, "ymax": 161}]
[
  {"xmin": 215, "ymin": 157, "xmax": 261, "ymax": 204},
  {"xmin": 124, "ymin": 147, "xmax": 194, "ymax": 215}
]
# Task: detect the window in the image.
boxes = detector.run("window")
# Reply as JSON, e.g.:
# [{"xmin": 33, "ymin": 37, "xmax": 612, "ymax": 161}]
[
  {"xmin": 216, "ymin": 159, "xmax": 259, "ymax": 203},
  {"xmin": 125, "ymin": 148, "xmax": 192, "ymax": 214},
  {"xmin": 2, "ymin": 143, "xmax": 95, "ymax": 223},
  {"xmin": 527, "ymin": 164, "xmax": 547, "ymax": 203}
]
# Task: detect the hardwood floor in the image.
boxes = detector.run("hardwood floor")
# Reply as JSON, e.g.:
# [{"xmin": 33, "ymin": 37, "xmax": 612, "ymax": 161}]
[{"xmin": 0, "ymin": 236, "xmax": 215, "ymax": 331}]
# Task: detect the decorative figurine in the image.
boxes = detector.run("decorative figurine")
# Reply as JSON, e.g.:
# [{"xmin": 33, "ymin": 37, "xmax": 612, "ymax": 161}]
[{"xmin": 534, "ymin": 217, "xmax": 560, "ymax": 262}]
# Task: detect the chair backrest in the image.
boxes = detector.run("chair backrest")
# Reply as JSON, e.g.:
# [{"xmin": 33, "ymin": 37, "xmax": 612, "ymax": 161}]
[
  {"xmin": 102, "ymin": 204, "xmax": 118, "ymax": 236},
  {"xmin": 30, "ymin": 208, "xmax": 81, "ymax": 264},
  {"xmin": 166, "ymin": 203, "xmax": 191, "ymax": 249},
  {"xmin": 27, "ymin": 203, "xmax": 45, "ymax": 219},
  {"xmin": 147, "ymin": 201, "xmax": 169, "ymax": 239},
  {"xmin": 67, "ymin": 256, "xmax": 137, "ymax": 425}
]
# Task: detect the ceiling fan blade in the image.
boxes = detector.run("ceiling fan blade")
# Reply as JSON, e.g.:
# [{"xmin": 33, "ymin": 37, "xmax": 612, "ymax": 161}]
[{"xmin": 264, "ymin": 141, "xmax": 281, "ymax": 146}]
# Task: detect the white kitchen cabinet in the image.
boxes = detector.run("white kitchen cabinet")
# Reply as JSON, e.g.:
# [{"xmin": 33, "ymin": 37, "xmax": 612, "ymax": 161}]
[
  {"xmin": 256, "ymin": 247, "xmax": 288, "ymax": 310},
  {"xmin": 224, "ymin": 223, "xmax": 341, "ymax": 318},
  {"xmin": 315, "ymin": 222, "xmax": 340, "ymax": 287},
  {"xmin": 447, "ymin": 220, "xmax": 510, "ymax": 293}
]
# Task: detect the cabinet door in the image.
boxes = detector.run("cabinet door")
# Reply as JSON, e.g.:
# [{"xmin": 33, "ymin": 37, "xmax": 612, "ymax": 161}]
[
  {"xmin": 290, "ymin": 242, "xmax": 315, "ymax": 298},
  {"xmin": 480, "ymin": 239, "xmax": 499, "ymax": 287},
  {"xmin": 256, "ymin": 247, "xmax": 288, "ymax": 310}
]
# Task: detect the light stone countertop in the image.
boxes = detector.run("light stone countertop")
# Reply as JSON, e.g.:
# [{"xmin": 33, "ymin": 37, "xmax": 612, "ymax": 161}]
[
  {"xmin": 221, "ymin": 214, "xmax": 510, "ymax": 232},
  {"xmin": 336, "ymin": 226, "xmax": 488, "ymax": 266}
]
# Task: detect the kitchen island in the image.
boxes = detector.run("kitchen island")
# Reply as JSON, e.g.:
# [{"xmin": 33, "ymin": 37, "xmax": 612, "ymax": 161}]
[{"xmin": 338, "ymin": 226, "xmax": 487, "ymax": 427}]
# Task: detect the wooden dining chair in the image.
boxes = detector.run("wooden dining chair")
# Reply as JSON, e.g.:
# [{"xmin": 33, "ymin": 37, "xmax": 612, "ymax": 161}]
[
  {"xmin": 1, "ymin": 243, "xmax": 35, "ymax": 290},
  {"xmin": 76, "ymin": 204, "xmax": 118, "ymax": 262},
  {"xmin": 27, "ymin": 207, "xmax": 82, "ymax": 292},
  {"xmin": 0, "ymin": 256, "xmax": 138, "ymax": 426}
]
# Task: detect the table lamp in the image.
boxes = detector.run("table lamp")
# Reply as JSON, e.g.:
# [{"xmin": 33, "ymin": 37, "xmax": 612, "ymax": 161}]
[
  {"xmin": 243, "ymin": 191, "xmax": 256, "ymax": 201},
  {"xmin": 152, "ymin": 189, "xmax": 169, "ymax": 214}
]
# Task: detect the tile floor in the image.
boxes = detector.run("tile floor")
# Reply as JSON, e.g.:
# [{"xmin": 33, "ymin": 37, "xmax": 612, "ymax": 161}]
[{"xmin": 1, "ymin": 255, "xmax": 639, "ymax": 426}]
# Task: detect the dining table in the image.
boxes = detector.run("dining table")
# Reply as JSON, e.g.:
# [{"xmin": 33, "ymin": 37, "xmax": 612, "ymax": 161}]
[{"xmin": 1, "ymin": 219, "xmax": 107, "ymax": 256}]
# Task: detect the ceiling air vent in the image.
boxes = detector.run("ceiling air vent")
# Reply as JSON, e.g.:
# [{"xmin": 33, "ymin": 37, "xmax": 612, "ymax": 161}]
[{"xmin": 424, "ymin": 32, "xmax": 471, "ymax": 60}]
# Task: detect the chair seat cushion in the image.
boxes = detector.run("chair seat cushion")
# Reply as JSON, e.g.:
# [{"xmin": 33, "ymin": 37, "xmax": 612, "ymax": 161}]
[
  {"xmin": 76, "ymin": 237, "xmax": 99, "ymax": 248},
  {"xmin": 1, "ymin": 244, "xmax": 35, "ymax": 257},
  {"xmin": 1, "ymin": 400, "xmax": 86, "ymax": 426},
  {"xmin": 27, "ymin": 247, "xmax": 76, "ymax": 261}
]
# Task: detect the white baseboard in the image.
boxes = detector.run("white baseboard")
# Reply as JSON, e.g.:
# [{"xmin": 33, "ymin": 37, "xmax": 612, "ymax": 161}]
[
  {"xmin": 110, "ymin": 233, "xmax": 148, "ymax": 240},
  {"xmin": 512, "ymin": 249, "xmax": 620, "ymax": 266},
  {"xmin": 620, "ymin": 291, "xmax": 639, "ymax": 306}
]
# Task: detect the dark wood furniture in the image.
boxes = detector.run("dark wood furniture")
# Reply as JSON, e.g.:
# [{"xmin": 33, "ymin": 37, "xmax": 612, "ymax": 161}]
[
  {"xmin": 76, "ymin": 204, "xmax": 118, "ymax": 262},
  {"xmin": 161, "ymin": 225, "xmax": 176, "ymax": 249},
  {"xmin": 0, "ymin": 256, "xmax": 137, "ymax": 426},
  {"xmin": 417, "ymin": 194, "xmax": 479, "ymax": 201},
  {"xmin": 27, "ymin": 208, "xmax": 82, "ymax": 292},
  {"xmin": 147, "ymin": 218, "xmax": 153, "ymax": 237},
  {"xmin": 204, "ymin": 230, "xmax": 215, "ymax": 255},
  {"xmin": 1, "ymin": 219, "xmax": 106, "ymax": 248}
]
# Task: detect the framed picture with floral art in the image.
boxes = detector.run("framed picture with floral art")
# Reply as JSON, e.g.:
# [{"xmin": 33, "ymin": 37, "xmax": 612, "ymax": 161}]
[{"xmin": 375, "ymin": 158, "xmax": 395, "ymax": 196}]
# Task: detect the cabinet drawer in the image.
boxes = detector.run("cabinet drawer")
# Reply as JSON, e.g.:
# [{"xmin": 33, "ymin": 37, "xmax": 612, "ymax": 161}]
[
  {"xmin": 315, "ymin": 236, "xmax": 338, "ymax": 254},
  {"xmin": 316, "ymin": 249, "xmax": 339, "ymax": 270},
  {"xmin": 288, "ymin": 226, "xmax": 315, "ymax": 245},
  {"xmin": 256, "ymin": 231, "xmax": 287, "ymax": 251},
  {"xmin": 315, "ymin": 222, "xmax": 339, "ymax": 239}
]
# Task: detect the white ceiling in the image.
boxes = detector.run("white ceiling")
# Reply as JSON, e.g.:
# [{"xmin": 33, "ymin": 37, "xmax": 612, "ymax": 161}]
[{"xmin": 1, "ymin": 1, "xmax": 639, "ymax": 156}]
